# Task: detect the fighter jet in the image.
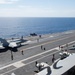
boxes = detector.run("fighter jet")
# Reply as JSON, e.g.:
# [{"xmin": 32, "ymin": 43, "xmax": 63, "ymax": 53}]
[{"xmin": 0, "ymin": 38, "xmax": 27, "ymax": 49}]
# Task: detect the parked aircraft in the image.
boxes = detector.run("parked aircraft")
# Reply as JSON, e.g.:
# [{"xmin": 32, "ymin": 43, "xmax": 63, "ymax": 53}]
[{"xmin": 0, "ymin": 38, "xmax": 27, "ymax": 49}]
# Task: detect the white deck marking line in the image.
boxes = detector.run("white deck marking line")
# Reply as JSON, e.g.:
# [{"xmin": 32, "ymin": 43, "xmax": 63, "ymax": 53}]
[
  {"xmin": 54, "ymin": 47, "xmax": 60, "ymax": 50},
  {"xmin": 0, "ymin": 39, "xmax": 75, "ymax": 71},
  {"xmin": 21, "ymin": 35, "xmax": 75, "ymax": 51},
  {"xmin": 61, "ymin": 40, "xmax": 75, "ymax": 47},
  {"xmin": 1, "ymin": 50, "xmax": 60, "ymax": 75},
  {"xmin": 13, "ymin": 61, "xmax": 25, "ymax": 68},
  {"xmin": 0, "ymin": 47, "xmax": 57, "ymax": 70},
  {"xmin": 17, "ymin": 47, "xmax": 58, "ymax": 62},
  {"xmin": 24, "ymin": 51, "xmax": 60, "ymax": 66},
  {"xmin": 1, "ymin": 38, "xmax": 75, "ymax": 74},
  {"xmin": 68, "ymin": 40, "xmax": 75, "ymax": 45}
]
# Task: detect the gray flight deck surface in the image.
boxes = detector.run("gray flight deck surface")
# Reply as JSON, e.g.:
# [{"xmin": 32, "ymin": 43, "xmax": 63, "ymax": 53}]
[{"xmin": 0, "ymin": 31, "xmax": 75, "ymax": 75}]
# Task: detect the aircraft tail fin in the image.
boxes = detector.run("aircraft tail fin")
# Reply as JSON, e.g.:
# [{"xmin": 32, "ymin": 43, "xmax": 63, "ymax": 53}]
[{"xmin": 0, "ymin": 38, "xmax": 9, "ymax": 47}]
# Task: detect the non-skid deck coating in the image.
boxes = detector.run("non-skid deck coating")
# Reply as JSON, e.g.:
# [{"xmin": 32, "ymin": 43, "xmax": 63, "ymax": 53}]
[{"xmin": 0, "ymin": 31, "xmax": 75, "ymax": 75}]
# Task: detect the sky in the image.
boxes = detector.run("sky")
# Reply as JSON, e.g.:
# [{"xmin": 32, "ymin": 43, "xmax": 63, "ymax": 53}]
[{"xmin": 0, "ymin": 0, "xmax": 75, "ymax": 17}]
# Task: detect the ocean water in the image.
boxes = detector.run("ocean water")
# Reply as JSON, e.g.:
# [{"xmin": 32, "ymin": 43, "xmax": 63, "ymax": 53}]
[{"xmin": 0, "ymin": 17, "xmax": 75, "ymax": 38}]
